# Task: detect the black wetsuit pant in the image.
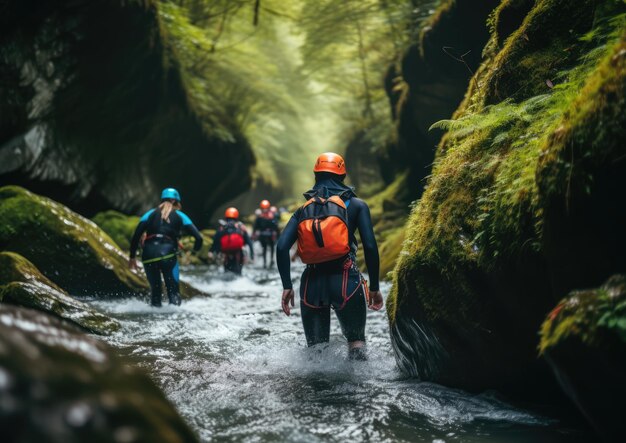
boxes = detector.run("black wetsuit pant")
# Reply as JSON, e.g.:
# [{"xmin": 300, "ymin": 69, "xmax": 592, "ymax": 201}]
[
  {"xmin": 259, "ymin": 234, "xmax": 275, "ymax": 268},
  {"xmin": 224, "ymin": 251, "xmax": 244, "ymax": 275},
  {"xmin": 144, "ymin": 257, "xmax": 181, "ymax": 306},
  {"xmin": 299, "ymin": 264, "xmax": 366, "ymax": 346}
]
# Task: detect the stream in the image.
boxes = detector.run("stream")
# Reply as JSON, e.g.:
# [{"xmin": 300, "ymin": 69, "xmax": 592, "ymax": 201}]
[{"xmin": 90, "ymin": 263, "xmax": 587, "ymax": 442}]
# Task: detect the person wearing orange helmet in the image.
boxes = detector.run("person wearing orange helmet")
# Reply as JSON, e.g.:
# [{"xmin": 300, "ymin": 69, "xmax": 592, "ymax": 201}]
[
  {"xmin": 276, "ymin": 152, "xmax": 383, "ymax": 360},
  {"xmin": 253, "ymin": 199, "xmax": 280, "ymax": 269},
  {"xmin": 210, "ymin": 207, "xmax": 254, "ymax": 275}
]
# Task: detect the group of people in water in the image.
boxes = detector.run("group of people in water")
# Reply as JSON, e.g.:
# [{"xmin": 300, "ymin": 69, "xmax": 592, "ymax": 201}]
[{"xmin": 128, "ymin": 152, "xmax": 383, "ymax": 358}]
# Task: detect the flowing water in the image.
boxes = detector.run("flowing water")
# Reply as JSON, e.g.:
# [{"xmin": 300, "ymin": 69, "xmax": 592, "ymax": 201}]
[{"xmin": 91, "ymin": 263, "xmax": 588, "ymax": 443}]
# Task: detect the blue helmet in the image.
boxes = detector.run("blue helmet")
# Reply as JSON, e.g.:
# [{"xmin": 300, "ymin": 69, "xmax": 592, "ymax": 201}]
[{"xmin": 161, "ymin": 188, "xmax": 181, "ymax": 202}]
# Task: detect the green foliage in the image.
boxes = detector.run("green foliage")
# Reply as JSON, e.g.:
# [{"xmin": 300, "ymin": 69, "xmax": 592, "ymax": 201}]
[
  {"xmin": 156, "ymin": 0, "xmax": 424, "ymax": 195},
  {"xmin": 92, "ymin": 211, "xmax": 140, "ymax": 251},
  {"xmin": 390, "ymin": 0, "xmax": 626, "ymax": 329}
]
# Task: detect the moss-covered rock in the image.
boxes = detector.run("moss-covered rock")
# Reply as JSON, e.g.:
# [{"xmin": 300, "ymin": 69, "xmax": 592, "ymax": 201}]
[
  {"xmin": 388, "ymin": 0, "xmax": 626, "ymax": 398},
  {"xmin": 0, "ymin": 305, "xmax": 198, "ymax": 442},
  {"xmin": 539, "ymin": 275, "xmax": 626, "ymax": 440},
  {"xmin": 0, "ymin": 186, "xmax": 147, "ymax": 296},
  {"xmin": 91, "ymin": 210, "xmax": 139, "ymax": 251},
  {"xmin": 0, "ymin": 251, "xmax": 120, "ymax": 335},
  {"xmin": 179, "ymin": 229, "xmax": 215, "ymax": 266}
]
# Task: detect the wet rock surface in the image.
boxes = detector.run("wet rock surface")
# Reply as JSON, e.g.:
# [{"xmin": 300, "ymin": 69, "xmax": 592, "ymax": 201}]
[
  {"xmin": 0, "ymin": 251, "xmax": 120, "ymax": 335},
  {"xmin": 540, "ymin": 275, "xmax": 626, "ymax": 440},
  {"xmin": 0, "ymin": 186, "xmax": 147, "ymax": 296},
  {"xmin": 0, "ymin": 305, "xmax": 198, "ymax": 443}
]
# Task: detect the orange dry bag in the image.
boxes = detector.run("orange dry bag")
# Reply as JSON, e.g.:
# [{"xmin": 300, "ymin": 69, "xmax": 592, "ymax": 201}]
[{"xmin": 296, "ymin": 195, "xmax": 350, "ymax": 264}]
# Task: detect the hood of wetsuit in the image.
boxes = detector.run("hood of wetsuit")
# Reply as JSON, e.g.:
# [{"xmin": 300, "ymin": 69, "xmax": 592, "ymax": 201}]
[{"xmin": 303, "ymin": 177, "xmax": 356, "ymax": 201}]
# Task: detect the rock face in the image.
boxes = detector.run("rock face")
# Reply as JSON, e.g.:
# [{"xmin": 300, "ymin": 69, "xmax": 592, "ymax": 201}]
[
  {"xmin": 0, "ymin": 186, "xmax": 147, "ymax": 296},
  {"xmin": 0, "ymin": 305, "xmax": 198, "ymax": 442},
  {"xmin": 380, "ymin": 0, "xmax": 501, "ymax": 199},
  {"xmin": 0, "ymin": 251, "xmax": 120, "ymax": 335},
  {"xmin": 540, "ymin": 275, "xmax": 626, "ymax": 440},
  {"xmin": 0, "ymin": 0, "xmax": 254, "ymax": 221},
  {"xmin": 388, "ymin": 0, "xmax": 626, "ymax": 398}
]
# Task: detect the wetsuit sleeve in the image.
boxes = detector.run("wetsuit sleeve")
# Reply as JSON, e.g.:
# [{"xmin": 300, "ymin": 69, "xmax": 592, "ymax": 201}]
[
  {"xmin": 276, "ymin": 214, "xmax": 298, "ymax": 289},
  {"xmin": 243, "ymin": 229, "xmax": 254, "ymax": 259},
  {"xmin": 129, "ymin": 209, "xmax": 154, "ymax": 259},
  {"xmin": 356, "ymin": 200, "xmax": 380, "ymax": 291}
]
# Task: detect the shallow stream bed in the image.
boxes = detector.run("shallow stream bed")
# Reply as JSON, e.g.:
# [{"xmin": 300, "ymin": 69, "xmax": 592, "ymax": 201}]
[{"xmin": 91, "ymin": 264, "xmax": 588, "ymax": 442}]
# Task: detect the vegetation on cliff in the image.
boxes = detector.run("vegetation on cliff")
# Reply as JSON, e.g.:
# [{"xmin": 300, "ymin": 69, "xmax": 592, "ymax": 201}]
[{"xmin": 388, "ymin": 0, "xmax": 626, "ymax": 394}]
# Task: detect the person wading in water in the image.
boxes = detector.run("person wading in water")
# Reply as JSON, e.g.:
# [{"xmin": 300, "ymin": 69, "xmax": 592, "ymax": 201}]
[
  {"xmin": 276, "ymin": 153, "xmax": 383, "ymax": 359},
  {"xmin": 253, "ymin": 199, "xmax": 280, "ymax": 269},
  {"xmin": 129, "ymin": 188, "xmax": 203, "ymax": 307},
  {"xmin": 210, "ymin": 207, "xmax": 254, "ymax": 275}
]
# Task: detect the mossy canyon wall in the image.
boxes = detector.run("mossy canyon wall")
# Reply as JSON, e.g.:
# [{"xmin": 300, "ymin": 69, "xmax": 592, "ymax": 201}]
[{"xmin": 386, "ymin": 0, "xmax": 625, "ymax": 435}]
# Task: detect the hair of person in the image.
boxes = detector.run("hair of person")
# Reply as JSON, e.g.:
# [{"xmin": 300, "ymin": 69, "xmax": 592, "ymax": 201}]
[
  {"xmin": 314, "ymin": 171, "xmax": 346, "ymax": 182},
  {"xmin": 158, "ymin": 198, "xmax": 181, "ymax": 222}
]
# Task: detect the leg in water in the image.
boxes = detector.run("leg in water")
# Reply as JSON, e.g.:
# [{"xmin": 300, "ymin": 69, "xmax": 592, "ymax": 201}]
[
  {"xmin": 300, "ymin": 301, "xmax": 331, "ymax": 346},
  {"xmin": 335, "ymin": 288, "xmax": 367, "ymax": 360},
  {"xmin": 144, "ymin": 261, "xmax": 163, "ymax": 307},
  {"xmin": 161, "ymin": 257, "xmax": 181, "ymax": 305},
  {"xmin": 224, "ymin": 251, "xmax": 244, "ymax": 275}
]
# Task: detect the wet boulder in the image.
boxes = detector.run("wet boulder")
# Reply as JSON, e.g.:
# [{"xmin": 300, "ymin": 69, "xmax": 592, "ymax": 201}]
[
  {"xmin": 0, "ymin": 251, "xmax": 120, "ymax": 335},
  {"xmin": 0, "ymin": 186, "xmax": 147, "ymax": 296},
  {"xmin": 0, "ymin": 305, "xmax": 198, "ymax": 442},
  {"xmin": 540, "ymin": 275, "xmax": 626, "ymax": 440}
]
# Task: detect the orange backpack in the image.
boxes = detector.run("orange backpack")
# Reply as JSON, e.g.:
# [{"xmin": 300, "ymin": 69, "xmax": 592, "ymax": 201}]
[{"xmin": 296, "ymin": 195, "xmax": 350, "ymax": 264}]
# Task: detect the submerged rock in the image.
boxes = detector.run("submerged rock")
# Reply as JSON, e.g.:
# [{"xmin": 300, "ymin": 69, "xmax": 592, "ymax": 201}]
[
  {"xmin": 0, "ymin": 251, "xmax": 120, "ymax": 335},
  {"xmin": 388, "ymin": 0, "xmax": 626, "ymax": 403},
  {"xmin": 0, "ymin": 305, "xmax": 198, "ymax": 442},
  {"xmin": 0, "ymin": 186, "xmax": 147, "ymax": 296},
  {"xmin": 540, "ymin": 275, "xmax": 626, "ymax": 440}
]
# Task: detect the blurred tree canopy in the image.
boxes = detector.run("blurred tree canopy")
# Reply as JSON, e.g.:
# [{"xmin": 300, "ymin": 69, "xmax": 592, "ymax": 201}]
[{"xmin": 157, "ymin": 0, "xmax": 439, "ymax": 194}]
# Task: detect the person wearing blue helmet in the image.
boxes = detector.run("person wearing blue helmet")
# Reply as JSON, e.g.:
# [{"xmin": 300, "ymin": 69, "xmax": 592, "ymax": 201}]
[{"xmin": 129, "ymin": 188, "xmax": 203, "ymax": 306}]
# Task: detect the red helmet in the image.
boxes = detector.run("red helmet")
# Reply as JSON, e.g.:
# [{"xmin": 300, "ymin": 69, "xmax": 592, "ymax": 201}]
[
  {"xmin": 260, "ymin": 200, "xmax": 270, "ymax": 210},
  {"xmin": 314, "ymin": 152, "xmax": 346, "ymax": 175},
  {"xmin": 224, "ymin": 207, "xmax": 239, "ymax": 219}
]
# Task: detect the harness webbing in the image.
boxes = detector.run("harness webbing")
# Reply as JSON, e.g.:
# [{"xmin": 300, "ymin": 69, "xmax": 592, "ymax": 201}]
[{"xmin": 142, "ymin": 253, "xmax": 177, "ymax": 264}]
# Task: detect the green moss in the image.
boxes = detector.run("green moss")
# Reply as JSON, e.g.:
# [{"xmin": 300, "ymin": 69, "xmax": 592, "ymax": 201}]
[
  {"xmin": 539, "ymin": 275, "xmax": 626, "ymax": 354},
  {"xmin": 389, "ymin": 0, "xmax": 626, "ymax": 362},
  {"xmin": 0, "ymin": 251, "xmax": 62, "ymax": 291},
  {"xmin": 179, "ymin": 229, "xmax": 215, "ymax": 266},
  {"xmin": 0, "ymin": 186, "xmax": 147, "ymax": 296},
  {"xmin": 0, "ymin": 252, "xmax": 120, "ymax": 335},
  {"xmin": 92, "ymin": 210, "xmax": 140, "ymax": 251}
]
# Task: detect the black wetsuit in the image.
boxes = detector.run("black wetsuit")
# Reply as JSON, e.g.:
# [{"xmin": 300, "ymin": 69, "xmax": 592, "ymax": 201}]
[
  {"xmin": 276, "ymin": 179, "xmax": 380, "ymax": 346},
  {"xmin": 210, "ymin": 219, "xmax": 254, "ymax": 275},
  {"xmin": 253, "ymin": 213, "xmax": 280, "ymax": 268},
  {"xmin": 130, "ymin": 208, "xmax": 202, "ymax": 306}
]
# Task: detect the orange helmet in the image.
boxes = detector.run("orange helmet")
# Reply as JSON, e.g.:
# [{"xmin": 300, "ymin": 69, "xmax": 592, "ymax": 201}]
[
  {"xmin": 224, "ymin": 207, "xmax": 239, "ymax": 219},
  {"xmin": 314, "ymin": 152, "xmax": 346, "ymax": 175},
  {"xmin": 260, "ymin": 200, "xmax": 270, "ymax": 210}
]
